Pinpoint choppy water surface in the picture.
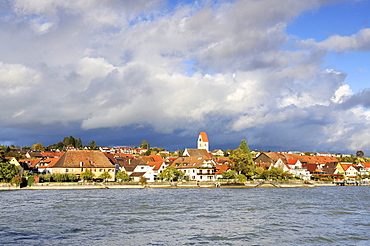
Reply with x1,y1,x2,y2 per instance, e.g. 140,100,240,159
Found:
1,186,370,245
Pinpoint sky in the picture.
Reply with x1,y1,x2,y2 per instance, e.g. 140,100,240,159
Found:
1,0,370,154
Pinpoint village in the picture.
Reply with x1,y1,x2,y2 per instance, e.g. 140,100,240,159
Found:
1,132,370,188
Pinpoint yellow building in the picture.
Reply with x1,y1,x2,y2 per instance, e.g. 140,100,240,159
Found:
52,150,116,181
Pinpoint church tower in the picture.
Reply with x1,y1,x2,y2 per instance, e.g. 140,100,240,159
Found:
197,132,209,152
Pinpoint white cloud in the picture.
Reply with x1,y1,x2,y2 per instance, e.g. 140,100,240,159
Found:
1,0,370,153
318,28,370,52
331,84,353,103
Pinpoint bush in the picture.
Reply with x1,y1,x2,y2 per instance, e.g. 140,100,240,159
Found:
11,175,23,186
140,176,147,184
41,174,52,182
116,170,130,181
68,173,78,182
27,176,35,187
235,174,247,182
52,173,69,182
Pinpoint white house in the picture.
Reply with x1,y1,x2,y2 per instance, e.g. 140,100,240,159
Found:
172,156,216,181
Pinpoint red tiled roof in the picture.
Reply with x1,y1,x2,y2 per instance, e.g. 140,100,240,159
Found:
341,163,355,171
214,164,229,174
361,163,370,168
20,158,42,168
148,161,163,171
287,158,299,165
298,156,338,165
150,155,164,162
38,158,59,168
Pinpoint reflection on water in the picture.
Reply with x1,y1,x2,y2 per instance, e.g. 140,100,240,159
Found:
1,187,370,245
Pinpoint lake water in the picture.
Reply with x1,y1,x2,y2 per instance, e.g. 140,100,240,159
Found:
1,186,370,245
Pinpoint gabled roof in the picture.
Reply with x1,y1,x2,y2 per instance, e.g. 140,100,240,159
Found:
322,162,337,175
148,161,164,171
171,156,214,169
53,150,115,168
199,132,209,142
183,148,212,158
302,163,318,172
123,158,148,172
340,163,355,171
287,158,299,165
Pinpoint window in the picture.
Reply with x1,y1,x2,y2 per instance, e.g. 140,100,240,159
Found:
66,168,69,173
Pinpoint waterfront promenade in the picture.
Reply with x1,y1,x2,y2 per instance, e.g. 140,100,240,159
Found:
0,180,344,190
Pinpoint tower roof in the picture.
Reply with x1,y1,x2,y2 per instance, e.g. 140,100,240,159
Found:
199,132,208,142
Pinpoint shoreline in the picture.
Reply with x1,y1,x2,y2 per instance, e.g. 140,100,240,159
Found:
0,181,354,190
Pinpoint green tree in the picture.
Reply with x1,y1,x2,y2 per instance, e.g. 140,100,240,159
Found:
224,149,233,157
68,136,76,147
0,162,18,182
99,171,112,181
116,170,130,181
158,166,184,181
229,148,254,176
254,166,265,179
80,170,95,180
222,170,236,179
31,142,44,151
88,140,98,150
22,146,31,151
63,137,70,146
76,138,83,149
239,139,252,162
140,140,150,149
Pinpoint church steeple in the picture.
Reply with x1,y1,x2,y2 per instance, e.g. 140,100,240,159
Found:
197,132,209,152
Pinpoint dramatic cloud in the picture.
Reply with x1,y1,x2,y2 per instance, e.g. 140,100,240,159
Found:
1,0,370,153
